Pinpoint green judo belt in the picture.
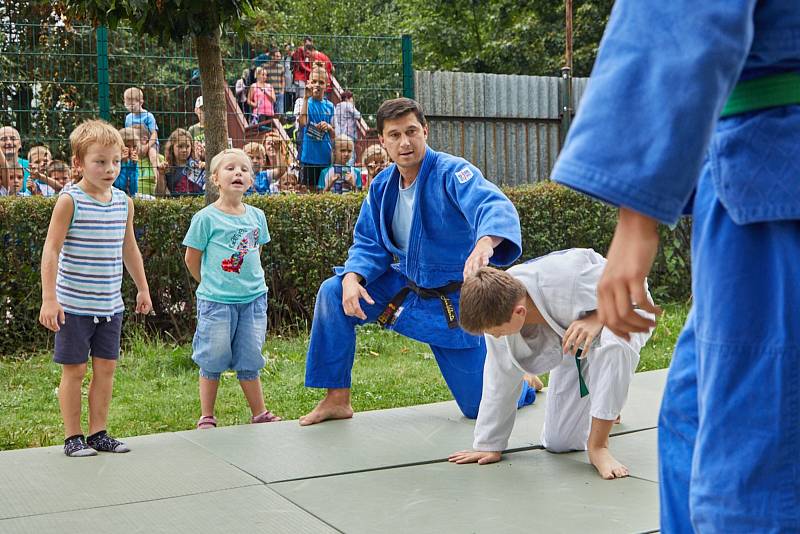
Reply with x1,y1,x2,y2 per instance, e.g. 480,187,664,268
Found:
574,348,589,398
721,71,800,117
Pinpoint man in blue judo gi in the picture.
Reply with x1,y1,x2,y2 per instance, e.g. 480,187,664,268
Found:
551,2,800,531
300,97,539,426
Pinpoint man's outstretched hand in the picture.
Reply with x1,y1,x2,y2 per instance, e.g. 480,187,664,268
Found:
597,207,662,339
463,236,501,279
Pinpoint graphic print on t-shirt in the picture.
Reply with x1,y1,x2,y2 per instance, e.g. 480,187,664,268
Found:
221,227,260,274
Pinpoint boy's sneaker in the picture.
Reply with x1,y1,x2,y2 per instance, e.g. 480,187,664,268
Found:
87,430,130,453
64,435,97,457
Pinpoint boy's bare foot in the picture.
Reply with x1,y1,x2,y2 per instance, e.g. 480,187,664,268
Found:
299,395,353,426
524,374,544,391
588,446,629,479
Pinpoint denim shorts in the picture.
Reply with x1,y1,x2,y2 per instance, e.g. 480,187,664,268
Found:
191,294,267,381
54,312,123,364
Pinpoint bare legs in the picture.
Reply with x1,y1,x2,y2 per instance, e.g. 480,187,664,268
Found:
200,376,269,419
58,357,117,438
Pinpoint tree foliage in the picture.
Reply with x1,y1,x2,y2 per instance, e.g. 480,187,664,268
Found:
259,0,612,77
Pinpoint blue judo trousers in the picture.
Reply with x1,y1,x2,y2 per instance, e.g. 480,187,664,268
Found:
552,2,800,531
305,147,536,418
658,158,800,533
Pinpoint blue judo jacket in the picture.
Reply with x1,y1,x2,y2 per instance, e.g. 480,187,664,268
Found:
552,1,800,226
335,147,522,348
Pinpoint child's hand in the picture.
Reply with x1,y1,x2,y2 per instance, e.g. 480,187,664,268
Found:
130,148,139,162
448,450,502,465
136,291,153,314
563,313,604,356
39,300,65,332
122,146,129,159
157,160,168,172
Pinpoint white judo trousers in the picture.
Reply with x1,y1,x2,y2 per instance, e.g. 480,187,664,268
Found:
541,327,647,452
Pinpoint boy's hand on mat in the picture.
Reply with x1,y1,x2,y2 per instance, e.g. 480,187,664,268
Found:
342,273,374,320
598,207,662,340
448,450,502,465
563,314,603,356
136,291,153,314
39,299,65,332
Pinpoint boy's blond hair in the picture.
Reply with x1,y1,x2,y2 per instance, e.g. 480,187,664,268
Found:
361,143,389,165
123,87,144,101
69,119,124,162
243,142,266,157
208,148,253,178
27,145,51,159
459,266,527,334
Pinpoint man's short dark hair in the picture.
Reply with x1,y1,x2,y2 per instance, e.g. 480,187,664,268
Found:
341,90,353,100
376,98,427,134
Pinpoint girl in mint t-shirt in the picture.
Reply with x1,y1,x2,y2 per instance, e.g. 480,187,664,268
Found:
183,149,281,429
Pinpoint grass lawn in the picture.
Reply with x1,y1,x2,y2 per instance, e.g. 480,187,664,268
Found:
0,302,689,451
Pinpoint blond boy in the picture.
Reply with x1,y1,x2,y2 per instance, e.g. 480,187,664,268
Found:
123,87,160,184
448,249,653,479
28,145,57,196
39,119,152,457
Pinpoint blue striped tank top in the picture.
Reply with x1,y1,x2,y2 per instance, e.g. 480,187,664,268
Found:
56,186,128,317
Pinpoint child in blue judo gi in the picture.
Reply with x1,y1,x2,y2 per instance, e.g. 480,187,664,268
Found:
300,97,539,426
551,1,800,531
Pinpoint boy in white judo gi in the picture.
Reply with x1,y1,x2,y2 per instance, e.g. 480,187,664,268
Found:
448,249,652,479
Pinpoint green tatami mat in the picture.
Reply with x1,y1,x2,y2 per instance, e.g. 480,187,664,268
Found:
179,407,484,482
0,485,338,534
272,447,659,534
0,433,259,520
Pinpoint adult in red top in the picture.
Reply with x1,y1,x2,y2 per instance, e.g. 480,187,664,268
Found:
291,36,314,86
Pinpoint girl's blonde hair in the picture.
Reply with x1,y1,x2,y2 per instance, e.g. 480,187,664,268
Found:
164,128,194,167
208,148,254,179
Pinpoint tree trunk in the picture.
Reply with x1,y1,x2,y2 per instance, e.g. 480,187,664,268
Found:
194,25,227,204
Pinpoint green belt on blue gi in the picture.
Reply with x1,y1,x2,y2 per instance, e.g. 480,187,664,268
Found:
721,71,800,117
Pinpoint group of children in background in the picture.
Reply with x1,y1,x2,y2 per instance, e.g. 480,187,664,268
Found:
1,80,391,198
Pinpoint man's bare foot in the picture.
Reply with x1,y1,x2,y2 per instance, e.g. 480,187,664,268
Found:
524,374,544,391
588,446,629,480
299,398,354,426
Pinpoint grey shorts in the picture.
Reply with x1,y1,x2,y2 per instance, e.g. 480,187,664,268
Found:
53,312,124,365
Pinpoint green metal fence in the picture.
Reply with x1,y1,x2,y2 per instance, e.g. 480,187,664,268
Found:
0,22,409,163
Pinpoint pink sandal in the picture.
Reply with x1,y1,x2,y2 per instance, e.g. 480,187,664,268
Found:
196,415,217,429
251,410,282,423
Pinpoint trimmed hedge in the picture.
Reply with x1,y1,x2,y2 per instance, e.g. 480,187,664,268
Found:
0,183,690,354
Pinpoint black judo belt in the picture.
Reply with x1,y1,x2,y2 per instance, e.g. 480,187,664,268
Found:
377,280,462,329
